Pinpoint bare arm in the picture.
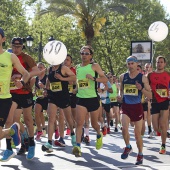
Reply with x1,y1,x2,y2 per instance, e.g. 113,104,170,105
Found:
117,74,124,101
86,63,107,83
55,66,76,82
141,76,152,99
11,54,30,83
29,66,41,78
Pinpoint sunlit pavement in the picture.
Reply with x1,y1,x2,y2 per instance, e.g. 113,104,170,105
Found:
0,126,170,170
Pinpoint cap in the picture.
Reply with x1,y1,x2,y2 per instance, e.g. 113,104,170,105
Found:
11,37,23,45
0,28,5,38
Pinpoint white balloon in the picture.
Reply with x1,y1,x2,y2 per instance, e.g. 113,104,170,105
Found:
43,40,67,65
148,21,169,42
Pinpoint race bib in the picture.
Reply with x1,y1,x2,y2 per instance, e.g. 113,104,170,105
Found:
78,79,90,89
50,82,62,92
0,82,4,94
10,81,18,90
110,97,117,102
156,89,168,98
36,89,44,98
124,84,138,96
68,85,73,93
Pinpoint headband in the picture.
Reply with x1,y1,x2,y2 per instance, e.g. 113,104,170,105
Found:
126,57,138,63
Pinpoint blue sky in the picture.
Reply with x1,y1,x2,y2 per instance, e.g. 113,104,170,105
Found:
159,0,170,13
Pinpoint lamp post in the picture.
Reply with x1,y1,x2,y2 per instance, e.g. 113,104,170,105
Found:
26,33,55,62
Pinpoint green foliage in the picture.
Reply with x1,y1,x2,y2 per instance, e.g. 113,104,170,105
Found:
0,0,29,48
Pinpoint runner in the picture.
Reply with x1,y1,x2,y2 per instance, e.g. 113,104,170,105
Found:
148,56,170,154
0,28,30,162
42,62,76,153
72,46,107,157
2,37,40,161
118,56,152,165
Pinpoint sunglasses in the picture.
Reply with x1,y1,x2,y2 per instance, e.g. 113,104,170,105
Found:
80,52,91,55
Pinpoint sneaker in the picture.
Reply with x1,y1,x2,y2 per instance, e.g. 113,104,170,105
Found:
83,136,90,144
0,149,15,162
66,128,71,135
96,132,103,150
26,145,35,160
35,131,43,140
167,132,170,138
102,126,107,136
156,131,161,136
121,146,133,159
55,129,59,139
159,146,166,154
135,154,143,165
42,130,46,137
107,127,110,134
17,145,26,155
71,134,76,146
72,146,81,157
10,123,21,146
110,120,113,127
11,139,16,149
148,131,155,138
114,127,118,132
54,138,66,147
42,142,53,153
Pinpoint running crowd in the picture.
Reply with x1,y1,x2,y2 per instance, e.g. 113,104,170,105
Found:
0,28,170,165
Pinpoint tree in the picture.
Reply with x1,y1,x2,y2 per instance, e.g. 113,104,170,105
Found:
0,0,29,47
40,0,137,46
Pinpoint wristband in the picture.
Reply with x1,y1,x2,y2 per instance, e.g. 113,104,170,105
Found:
93,77,96,81
20,80,25,86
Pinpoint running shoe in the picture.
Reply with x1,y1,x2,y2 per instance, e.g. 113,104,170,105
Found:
159,146,166,154
72,146,81,157
35,131,43,140
71,134,76,146
148,131,156,138
121,146,133,159
55,129,59,139
107,127,110,134
167,132,170,138
26,145,35,160
42,142,53,153
96,132,103,150
54,138,66,147
66,128,71,135
17,145,26,155
10,123,21,146
102,126,107,136
0,149,15,162
110,120,113,127
83,136,90,144
135,154,143,165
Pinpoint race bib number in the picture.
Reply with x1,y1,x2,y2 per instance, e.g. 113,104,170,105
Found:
124,84,138,96
156,89,168,98
78,79,90,89
0,82,4,94
36,89,44,98
110,97,117,102
50,82,62,92
10,81,18,90
68,85,73,93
